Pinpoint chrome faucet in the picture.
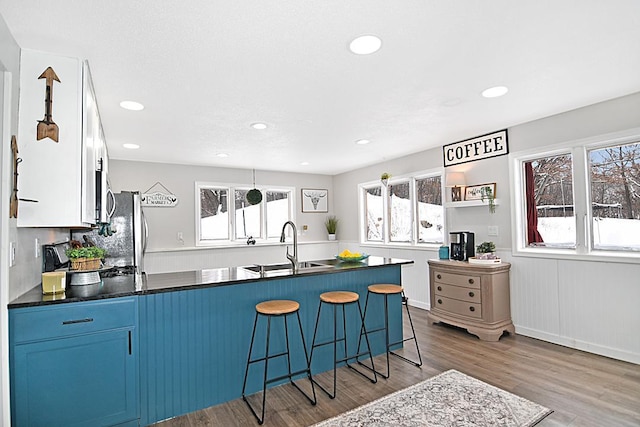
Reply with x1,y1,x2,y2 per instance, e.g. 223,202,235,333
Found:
280,221,298,272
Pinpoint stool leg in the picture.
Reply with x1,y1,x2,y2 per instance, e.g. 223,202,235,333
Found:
242,312,260,399
288,311,316,405
389,293,423,367
241,312,270,425
309,301,337,399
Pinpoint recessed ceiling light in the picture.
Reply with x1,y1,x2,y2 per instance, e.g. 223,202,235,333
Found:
123,143,140,149
349,35,382,55
251,122,268,130
216,153,229,158
481,86,509,98
356,139,371,145
120,100,144,111
300,161,309,166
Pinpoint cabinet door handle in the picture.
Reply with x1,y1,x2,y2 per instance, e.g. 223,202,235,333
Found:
62,318,94,325
128,331,132,355
469,306,475,312
468,278,474,284
437,286,442,291
437,299,442,304
469,291,475,297
437,274,442,279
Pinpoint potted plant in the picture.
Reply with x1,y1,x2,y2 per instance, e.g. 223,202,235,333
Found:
476,241,496,260
325,215,338,241
380,172,391,187
66,240,106,270
480,186,496,213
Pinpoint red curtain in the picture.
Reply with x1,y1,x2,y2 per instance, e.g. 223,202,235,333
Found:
525,162,544,244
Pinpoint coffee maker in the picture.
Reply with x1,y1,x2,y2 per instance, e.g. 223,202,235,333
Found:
449,231,475,261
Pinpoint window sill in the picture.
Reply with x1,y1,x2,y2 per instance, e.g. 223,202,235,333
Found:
359,242,441,251
512,247,640,265
148,240,338,253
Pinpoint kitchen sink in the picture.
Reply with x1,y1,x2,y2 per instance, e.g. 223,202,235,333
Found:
241,260,333,275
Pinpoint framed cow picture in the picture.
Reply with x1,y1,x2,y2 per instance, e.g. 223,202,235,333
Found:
301,188,328,213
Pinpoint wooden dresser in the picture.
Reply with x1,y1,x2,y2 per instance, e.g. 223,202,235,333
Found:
427,259,514,341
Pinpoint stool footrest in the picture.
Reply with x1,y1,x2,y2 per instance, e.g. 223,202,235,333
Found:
247,350,289,365
265,368,312,386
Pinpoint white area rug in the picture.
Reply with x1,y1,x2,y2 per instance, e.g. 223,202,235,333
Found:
312,369,552,427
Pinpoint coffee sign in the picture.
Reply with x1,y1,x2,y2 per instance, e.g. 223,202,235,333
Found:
443,130,508,167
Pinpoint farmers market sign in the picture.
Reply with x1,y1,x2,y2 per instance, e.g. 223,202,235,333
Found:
141,191,178,207
443,129,509,167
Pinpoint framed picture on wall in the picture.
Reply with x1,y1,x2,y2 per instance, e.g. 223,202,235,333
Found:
465,183,496,201
301,188,328,212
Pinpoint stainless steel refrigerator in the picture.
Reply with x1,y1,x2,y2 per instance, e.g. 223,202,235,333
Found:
72,191,147,273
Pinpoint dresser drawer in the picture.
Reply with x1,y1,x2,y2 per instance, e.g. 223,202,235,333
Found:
433,271,480,289
10,297,136,344
434,283,481,303
433,295,482,319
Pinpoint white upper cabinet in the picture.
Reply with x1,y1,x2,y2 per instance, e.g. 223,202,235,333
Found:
17,49,104,227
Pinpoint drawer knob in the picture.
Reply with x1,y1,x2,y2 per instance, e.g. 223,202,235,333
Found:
437,286,442,291
437,299,442,305
437,274,442,280
468,278,474,284
469,306,475,312
469,291,475,297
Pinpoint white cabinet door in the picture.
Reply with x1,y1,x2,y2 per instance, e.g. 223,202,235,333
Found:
17,49,97,227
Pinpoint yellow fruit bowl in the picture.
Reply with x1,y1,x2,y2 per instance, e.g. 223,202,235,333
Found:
335,253,369,262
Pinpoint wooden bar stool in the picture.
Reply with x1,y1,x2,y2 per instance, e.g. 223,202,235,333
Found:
242,299,316,425
358,284,422,379
309,291,377,399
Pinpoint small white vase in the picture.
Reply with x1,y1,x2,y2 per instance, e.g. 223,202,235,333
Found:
328,234,336,241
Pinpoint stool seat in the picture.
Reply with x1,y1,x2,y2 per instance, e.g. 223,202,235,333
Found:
320,291,359,304
368,284,403,295
256,299,299,315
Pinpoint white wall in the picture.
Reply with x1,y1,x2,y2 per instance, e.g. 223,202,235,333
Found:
332,92,640,364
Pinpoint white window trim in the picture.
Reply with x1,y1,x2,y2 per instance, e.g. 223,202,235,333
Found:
195,181,295,247
509,127,640,263
358,169,445,247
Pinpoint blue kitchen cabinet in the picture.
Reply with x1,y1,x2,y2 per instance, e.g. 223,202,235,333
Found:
9,297,139,427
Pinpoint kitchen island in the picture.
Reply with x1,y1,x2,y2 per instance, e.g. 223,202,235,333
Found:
9,256,412,426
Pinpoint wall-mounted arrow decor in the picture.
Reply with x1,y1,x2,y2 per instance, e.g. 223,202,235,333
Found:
36,66,60,142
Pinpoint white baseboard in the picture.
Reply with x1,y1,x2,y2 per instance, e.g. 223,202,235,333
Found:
515,325,640,365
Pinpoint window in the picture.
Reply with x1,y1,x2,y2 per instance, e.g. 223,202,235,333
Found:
524,154,575,248
360,172,443,245
416,176,443,244
513,132,640,257
389,181,412,242
196,182,293,245
364,186,384,242
589,141,640,251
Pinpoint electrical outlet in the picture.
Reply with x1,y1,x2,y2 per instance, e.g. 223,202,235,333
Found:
35,238,41,258
488,226,499,236
9,241,16,267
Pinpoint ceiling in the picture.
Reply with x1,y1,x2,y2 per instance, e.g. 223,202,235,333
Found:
1,1,639,175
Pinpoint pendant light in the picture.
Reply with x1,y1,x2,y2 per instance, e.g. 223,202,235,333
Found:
246,169,263,205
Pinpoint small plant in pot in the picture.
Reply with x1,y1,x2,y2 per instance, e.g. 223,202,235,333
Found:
66,240,106,270
325,215,338,241
476,241,497,260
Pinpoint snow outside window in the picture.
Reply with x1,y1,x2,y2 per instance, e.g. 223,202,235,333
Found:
589,141,640,251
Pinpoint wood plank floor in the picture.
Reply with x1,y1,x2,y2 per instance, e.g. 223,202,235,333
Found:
154,307,640,426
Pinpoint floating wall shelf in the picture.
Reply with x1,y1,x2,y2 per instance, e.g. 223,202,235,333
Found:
444,199,501,209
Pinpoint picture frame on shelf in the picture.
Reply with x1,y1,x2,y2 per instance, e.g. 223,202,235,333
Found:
464,183,496,201
301,188,328,212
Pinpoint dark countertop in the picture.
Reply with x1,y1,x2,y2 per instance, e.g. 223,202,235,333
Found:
9,256,413,308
